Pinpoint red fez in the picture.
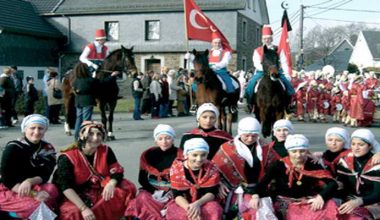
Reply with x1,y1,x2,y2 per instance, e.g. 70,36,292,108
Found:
262,25,273,36
95,29,106,40
211,32,222,41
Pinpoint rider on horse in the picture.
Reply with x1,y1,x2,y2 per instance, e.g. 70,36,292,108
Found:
208,32,239,96
245,25,295,103
80,29,109,75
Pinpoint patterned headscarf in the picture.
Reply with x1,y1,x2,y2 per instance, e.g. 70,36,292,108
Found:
285,134,309,151
351,129,380,152
273,119,294,134
196,103,219,121
21,114,49,133
79,121,106,142
153,124,176,140
325,127,350,149
183,138,209,155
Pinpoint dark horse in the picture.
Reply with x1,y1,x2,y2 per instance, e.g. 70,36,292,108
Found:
192,49,240,134
62,46,138,139
252,45,289,137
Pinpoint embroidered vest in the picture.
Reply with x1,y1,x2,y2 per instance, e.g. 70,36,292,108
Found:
87,43,108,60
208,49,226,65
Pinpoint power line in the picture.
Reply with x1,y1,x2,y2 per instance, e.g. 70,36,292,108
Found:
307,0,352,17
308,6,380,13
306,16,380,25
308,0,333,7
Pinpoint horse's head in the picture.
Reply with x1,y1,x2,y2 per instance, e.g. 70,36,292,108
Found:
121,45,138,76
192,49,210,75
262,45,280,79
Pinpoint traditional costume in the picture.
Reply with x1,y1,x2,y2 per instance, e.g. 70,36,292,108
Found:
180,103,233,159
167,138,222,220
0,114,58,219
126,124,182,220
347,76,365,127
252,134,339,219
336,129,380,219
79,29,109,70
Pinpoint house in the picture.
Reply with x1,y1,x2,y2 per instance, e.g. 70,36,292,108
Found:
349,30,380,70
0,0,63,90
28,0,270,74
305,39,354,74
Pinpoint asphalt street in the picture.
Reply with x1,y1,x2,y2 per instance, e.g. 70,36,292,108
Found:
1,110,379,187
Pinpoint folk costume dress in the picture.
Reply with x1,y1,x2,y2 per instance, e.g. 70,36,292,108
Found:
126,146,183,220
262,137,289,170
0,138,58,218
212,137,268,218
336,152,380,219
53,144,136,220
252,157,339,220
166,159,222,220
180,127,233,160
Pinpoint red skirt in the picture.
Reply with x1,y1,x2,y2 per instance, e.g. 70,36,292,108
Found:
274,197,339,220
58,179,136,220
165,200,222,220
125,190,170,220
0,183,59,218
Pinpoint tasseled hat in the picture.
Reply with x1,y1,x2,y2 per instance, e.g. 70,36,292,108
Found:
95,29,107,40
211,32,222,41
262,25,273,36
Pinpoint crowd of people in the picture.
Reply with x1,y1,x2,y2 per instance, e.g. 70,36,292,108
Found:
0,103,379,219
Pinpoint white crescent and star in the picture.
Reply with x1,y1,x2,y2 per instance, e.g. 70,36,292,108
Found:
189,9,209,30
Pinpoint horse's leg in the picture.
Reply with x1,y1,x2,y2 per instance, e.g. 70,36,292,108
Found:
226,111,233,134
99,101,108,131
107,99,117,140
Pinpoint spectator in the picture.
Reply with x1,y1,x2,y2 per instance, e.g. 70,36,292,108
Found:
159,74,169,118
0,67,16,127
23,76,39,116
47,69,63,124
131,72,144,120
150,73,161,119
10,66,21,125
167,69,181,117
141,70,153,115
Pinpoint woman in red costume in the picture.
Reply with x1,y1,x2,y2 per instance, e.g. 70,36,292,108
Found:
0,114,58,219
179,103,233,160
167,138,222,220
53,121,136,220
347,75,365,127
212,117,271,219
337,129,380,220
250,134,339,220
126,124,182,219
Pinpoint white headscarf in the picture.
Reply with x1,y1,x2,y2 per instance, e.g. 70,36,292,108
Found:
235,117,262,167
21,114,49,133
285,134,309,151
351,129,380,152
196,103,219,121
273,119,294,134
325,127,350,149
153,124,175,140
183,138,209,155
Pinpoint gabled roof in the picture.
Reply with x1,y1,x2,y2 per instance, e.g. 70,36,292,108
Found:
0,0,62,38
362,30,380,59
49,0,246,15
327,39,353,56
24,0,62,14
305,47,353,73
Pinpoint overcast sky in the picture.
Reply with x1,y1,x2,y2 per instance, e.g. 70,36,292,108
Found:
266,0,380,43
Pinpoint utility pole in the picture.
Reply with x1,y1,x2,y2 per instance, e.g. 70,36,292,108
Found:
298,4,305,70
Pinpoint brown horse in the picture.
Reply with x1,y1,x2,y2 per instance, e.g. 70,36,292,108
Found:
252,45,289,137
192,49,240,134
62,46,138,139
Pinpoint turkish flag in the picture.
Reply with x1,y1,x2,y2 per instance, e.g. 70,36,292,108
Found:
184,0,232,51
277,10,293,75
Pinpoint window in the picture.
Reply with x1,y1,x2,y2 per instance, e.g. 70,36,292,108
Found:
105,21,119,41
242,20,247,42
247,0,251,9
145,20,160,40
252,0,256,11
256,27,260,44
37,70,44,79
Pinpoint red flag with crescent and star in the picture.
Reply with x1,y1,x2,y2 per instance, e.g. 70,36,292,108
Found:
184,0,232,51
277,9,293,75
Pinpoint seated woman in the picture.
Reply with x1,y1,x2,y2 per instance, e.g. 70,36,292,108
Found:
126,124,182,219
0,114,58,219
336,129,380,220
318,127,380,173
250,134,339,220
262,119,294,169
212,117,267,218
167,138,222,220
180,103,233,159
53,121,136,220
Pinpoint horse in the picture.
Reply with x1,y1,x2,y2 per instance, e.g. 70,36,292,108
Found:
192,49,240,134
62,45,138,140
251,45,290,137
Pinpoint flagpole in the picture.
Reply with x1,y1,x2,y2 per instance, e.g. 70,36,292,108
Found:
183,0,194,110
183,0,190,63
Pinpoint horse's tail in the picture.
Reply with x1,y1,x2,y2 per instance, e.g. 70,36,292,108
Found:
62,70,76,129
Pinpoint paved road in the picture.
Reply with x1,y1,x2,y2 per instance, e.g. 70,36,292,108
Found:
1,110,379,187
